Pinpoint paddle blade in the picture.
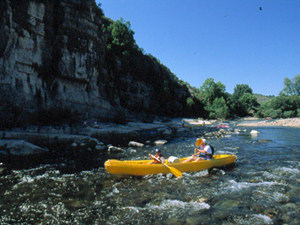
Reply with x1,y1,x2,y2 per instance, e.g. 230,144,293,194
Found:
151,154,182,178
164,164,182,178
196,138,203,147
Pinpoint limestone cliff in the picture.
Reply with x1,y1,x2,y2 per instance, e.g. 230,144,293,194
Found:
0,0,110,117
0,0,203,126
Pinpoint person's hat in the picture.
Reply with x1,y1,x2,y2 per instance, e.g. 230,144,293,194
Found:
202,139,207,143
155,148,161,153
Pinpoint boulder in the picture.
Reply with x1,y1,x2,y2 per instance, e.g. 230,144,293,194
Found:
250,130,260,134
154,139,168,145
0,140,47,155
127,148,137,153
128,141,144,147
108,146,125,153
95,144,106,151
161,128,172,136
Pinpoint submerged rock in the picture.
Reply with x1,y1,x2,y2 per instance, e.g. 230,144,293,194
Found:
258,139,272,143
209,168,225,176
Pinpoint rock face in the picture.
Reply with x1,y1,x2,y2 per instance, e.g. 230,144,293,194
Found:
0,0,114,118
0,0,199,122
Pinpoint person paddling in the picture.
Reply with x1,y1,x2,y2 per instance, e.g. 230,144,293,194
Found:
148,149,165,164
182,139,212,163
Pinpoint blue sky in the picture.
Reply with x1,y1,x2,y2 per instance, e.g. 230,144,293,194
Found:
96,0,300,96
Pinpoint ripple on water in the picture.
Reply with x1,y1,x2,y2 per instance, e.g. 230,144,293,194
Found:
232,214,273,225
253,190,289,203
274,166,300,175
112,199,211,225
221,179,285,193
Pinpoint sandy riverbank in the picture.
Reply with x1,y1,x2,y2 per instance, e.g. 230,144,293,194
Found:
236,118,300,127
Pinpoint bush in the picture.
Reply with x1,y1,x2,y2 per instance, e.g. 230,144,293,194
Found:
269,109,282,118
282,110,296,118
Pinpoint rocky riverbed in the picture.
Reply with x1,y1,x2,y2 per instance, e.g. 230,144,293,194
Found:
1,117,299,171
0,118,226,170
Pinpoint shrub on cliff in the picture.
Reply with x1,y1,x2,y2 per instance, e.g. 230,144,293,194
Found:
102,17,135,56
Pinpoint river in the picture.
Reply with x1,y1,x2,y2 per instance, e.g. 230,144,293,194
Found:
0,124,300,224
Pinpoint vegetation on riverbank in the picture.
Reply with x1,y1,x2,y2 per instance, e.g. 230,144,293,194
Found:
253,94,275,105
256,75,300,119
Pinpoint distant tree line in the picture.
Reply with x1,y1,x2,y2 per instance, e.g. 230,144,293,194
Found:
257,74,300,118
196,79,260,119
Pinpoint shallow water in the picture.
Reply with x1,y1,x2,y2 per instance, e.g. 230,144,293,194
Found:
0,126,300,224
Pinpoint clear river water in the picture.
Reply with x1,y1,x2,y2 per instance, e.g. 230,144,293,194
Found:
0,123,300,224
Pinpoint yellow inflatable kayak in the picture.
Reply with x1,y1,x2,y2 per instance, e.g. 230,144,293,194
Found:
104,155,237,176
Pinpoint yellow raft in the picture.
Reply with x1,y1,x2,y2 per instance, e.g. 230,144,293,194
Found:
104,154,237,176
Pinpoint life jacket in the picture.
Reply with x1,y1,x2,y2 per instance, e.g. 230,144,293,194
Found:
205,145,214,158
153,154,165,163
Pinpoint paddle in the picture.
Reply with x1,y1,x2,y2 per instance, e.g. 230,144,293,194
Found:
193,138,204,156
196,138,203,148
150,154,182,178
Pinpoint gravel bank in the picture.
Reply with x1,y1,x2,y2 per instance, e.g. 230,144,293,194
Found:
237,118,300,127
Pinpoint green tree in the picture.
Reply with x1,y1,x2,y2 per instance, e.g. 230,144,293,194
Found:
239,93,260,115
104,17,135,55
256,95,300,118
186,97,195,108
198,78,230,119
198,78,226,106
280,74,300,96
230,84,259,117
209,97,229,119
232,84,253,99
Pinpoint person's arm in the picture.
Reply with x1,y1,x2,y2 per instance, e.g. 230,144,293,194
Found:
149,154,164,163
196,149,206,154
193,148,201,156
149,154,155,160
195,148,202,153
